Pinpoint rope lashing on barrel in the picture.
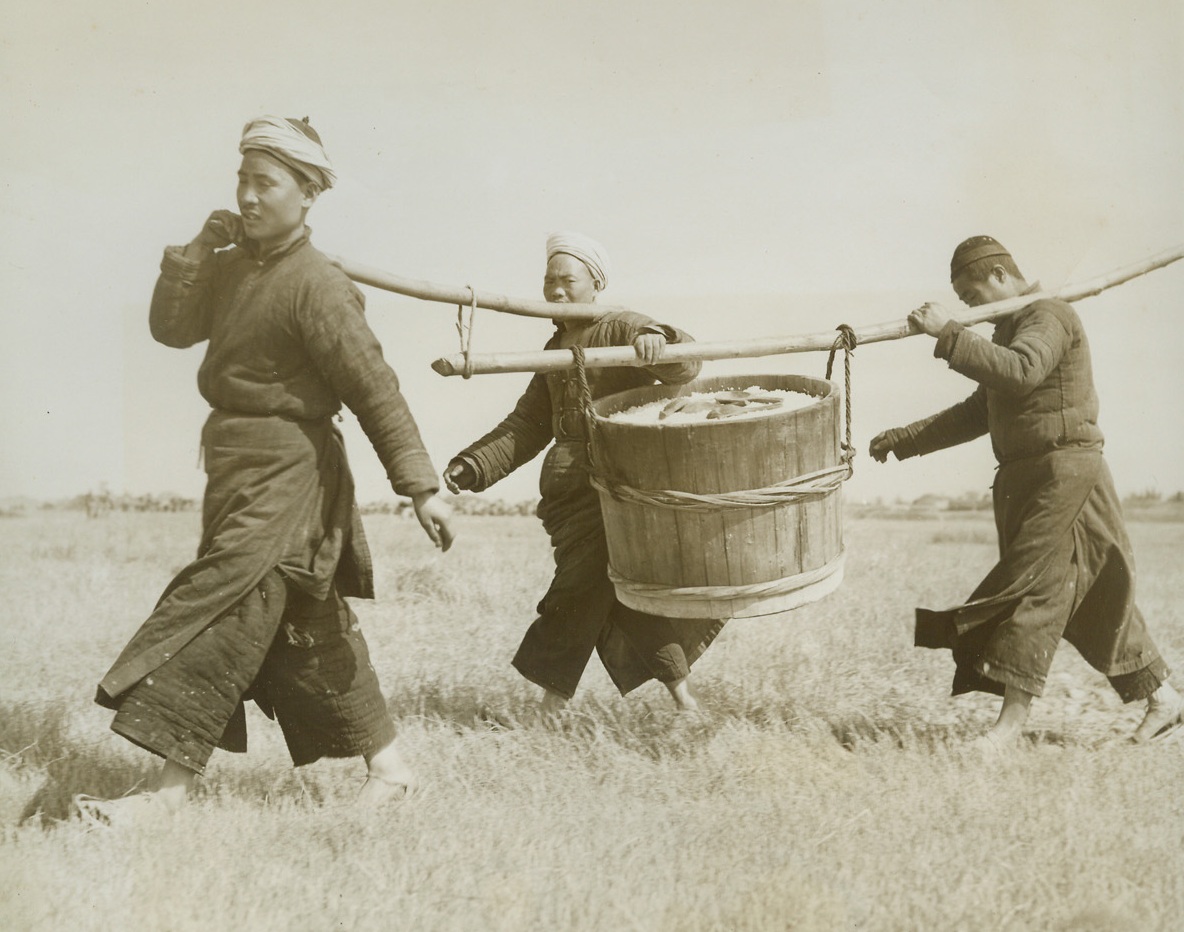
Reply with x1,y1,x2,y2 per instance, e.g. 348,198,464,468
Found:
825,323,857,472
608,549,845,604
455,285,478,379
588,464,850,512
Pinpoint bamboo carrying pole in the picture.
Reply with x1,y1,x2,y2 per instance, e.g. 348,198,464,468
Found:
425,244,1184,377
329,255,614,322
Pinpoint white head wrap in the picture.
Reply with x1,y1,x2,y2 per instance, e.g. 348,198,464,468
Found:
545,231,611,291
239,115,337,193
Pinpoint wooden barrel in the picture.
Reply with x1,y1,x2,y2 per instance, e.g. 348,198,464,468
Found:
589,374,846,619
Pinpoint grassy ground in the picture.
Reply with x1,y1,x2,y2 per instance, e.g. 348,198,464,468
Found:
1,510,1181,931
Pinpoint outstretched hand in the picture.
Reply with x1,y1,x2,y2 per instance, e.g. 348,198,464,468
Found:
443,461,476,495
412,492,455,552
868,430,896,463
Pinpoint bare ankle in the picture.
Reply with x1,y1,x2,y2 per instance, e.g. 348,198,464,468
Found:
366,741,414,784
155,759,197,809
666,677,700,711
540,689,568,714
1151,681,1179,704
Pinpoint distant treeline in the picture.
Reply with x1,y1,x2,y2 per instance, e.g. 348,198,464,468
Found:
359,495,539,517
76,491,196,517
0,490,541,520
3,487,1181,521
850,488,1184,522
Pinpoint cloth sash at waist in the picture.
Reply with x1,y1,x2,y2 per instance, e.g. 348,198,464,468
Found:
98,411,366,703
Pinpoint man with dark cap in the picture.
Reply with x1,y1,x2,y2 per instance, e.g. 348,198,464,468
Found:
444,232,724,716
86,116,454,820
869,235,1181,750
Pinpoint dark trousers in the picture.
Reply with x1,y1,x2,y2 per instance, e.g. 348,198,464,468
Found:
919,453,1168,702
111,572,395,773
514,471,723,700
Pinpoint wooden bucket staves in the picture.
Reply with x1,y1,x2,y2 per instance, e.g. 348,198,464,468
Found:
589,374,847,620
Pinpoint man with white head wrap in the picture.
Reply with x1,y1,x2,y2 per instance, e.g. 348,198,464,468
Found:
89,116,454,821
445,233,724,715
545,231,610,291
239,115,338,195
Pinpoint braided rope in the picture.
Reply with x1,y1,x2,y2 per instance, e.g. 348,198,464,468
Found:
608,549,845,602
570,344,604,475
590,462,849,512
455,285,478,379
825,324,857,470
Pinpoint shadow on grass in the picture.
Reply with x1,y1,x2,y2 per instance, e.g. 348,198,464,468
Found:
825,714,1089,752
380,675,848,761
0,699,158,826
0,700,323,826
381,676,745,760
383,678,536,732
826,714,965,752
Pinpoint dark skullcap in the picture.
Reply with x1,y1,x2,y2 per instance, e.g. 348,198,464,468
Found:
287,116,322,145
950,235,1011,282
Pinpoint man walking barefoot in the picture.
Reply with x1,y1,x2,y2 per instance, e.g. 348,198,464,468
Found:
445,233,723,716
89,116,453,821
870,235,1182,750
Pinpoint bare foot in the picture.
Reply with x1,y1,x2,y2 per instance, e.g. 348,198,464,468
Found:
666,677,702,712
1132,683,1184,744
968,729,1021,755
73,792,179,828
540,688,568,715
356,772,418,808
359,741,419,807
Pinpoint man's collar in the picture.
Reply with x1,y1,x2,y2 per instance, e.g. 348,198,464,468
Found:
244,225,311,262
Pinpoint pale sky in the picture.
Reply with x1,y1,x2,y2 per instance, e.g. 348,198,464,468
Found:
2,0,1182,506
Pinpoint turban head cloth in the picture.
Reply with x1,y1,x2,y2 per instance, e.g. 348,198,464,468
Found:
239,115,337,193
950,235,1011,282
546,231,611,290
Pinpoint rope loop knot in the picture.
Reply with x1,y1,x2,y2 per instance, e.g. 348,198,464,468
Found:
569,345,605,476
455,285,478,379
825,324,857,471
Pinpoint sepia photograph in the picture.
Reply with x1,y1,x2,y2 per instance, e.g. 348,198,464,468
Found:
2,1,1182,929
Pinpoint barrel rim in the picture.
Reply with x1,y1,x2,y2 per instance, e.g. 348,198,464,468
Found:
591,373,837,428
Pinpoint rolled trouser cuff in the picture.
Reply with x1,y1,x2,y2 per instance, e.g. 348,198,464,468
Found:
1109,659,1170,703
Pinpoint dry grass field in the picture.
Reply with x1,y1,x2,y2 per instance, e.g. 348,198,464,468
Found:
1,507,1181,931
